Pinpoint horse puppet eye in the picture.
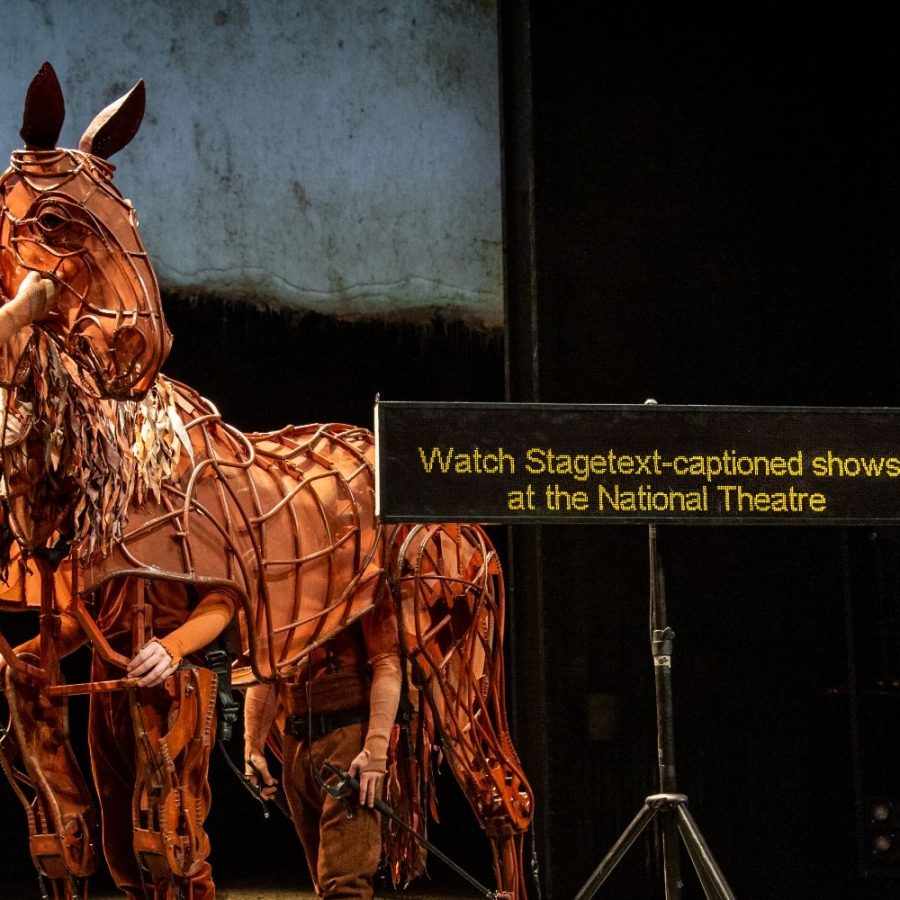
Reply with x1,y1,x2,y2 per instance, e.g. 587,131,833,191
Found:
38,212,65,231
33,206,68,236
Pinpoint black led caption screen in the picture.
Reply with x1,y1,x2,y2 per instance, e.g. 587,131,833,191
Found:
375,401,900,524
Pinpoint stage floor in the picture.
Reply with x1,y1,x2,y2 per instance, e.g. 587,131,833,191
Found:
1,882,478,900
88,889,475,900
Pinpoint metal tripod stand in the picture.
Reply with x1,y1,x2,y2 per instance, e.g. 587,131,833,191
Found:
574,525,737,899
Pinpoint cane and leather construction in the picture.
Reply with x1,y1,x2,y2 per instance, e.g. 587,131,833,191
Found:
0,63,536,900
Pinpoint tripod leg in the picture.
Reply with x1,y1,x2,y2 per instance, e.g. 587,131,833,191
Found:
573,803,656,900
661,810,683,900
675,804,736,900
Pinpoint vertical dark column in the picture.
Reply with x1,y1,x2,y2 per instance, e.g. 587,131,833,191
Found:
498,1,553,895
889,110,900,401
497,15,900,898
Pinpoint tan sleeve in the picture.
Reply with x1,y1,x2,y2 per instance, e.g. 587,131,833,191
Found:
243,683,279,759
158,590,234,667
14,608,86,660
362,653,402,772
360,595,401,663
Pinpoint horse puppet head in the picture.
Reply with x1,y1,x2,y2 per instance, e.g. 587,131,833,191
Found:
0,62,171,400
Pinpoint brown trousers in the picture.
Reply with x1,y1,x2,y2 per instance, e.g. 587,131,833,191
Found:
283,722,381,900
89,655,215,900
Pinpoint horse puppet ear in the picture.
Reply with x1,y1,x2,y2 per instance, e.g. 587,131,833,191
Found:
78,79,145,159
20,61,65,150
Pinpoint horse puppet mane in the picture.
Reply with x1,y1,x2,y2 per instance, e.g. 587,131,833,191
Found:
0,331,190,565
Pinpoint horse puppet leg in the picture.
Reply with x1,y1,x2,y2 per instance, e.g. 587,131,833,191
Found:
389,524,535,900
0,661,97,900
128,665,217,900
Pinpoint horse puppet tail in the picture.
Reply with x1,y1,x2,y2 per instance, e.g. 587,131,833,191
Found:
386,523,534,899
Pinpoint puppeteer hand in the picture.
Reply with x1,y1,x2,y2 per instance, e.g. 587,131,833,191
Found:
348,749,385,809
126,639,177,687
245,749,279,801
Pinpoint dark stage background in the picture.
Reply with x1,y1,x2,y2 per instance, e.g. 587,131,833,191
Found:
502,8,900,900
3,10,900,900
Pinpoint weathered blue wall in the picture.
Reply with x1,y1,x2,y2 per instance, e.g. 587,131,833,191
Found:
0,0,502,325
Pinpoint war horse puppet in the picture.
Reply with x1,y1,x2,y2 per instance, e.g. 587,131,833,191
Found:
0,63,533,899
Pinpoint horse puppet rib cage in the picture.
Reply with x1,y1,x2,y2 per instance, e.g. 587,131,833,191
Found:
0,63,533,899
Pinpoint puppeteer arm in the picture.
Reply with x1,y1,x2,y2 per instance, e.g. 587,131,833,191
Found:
1,562,88,670
126,589,235,687
0,608,87,678
244,682,279,758
361,653,402,771
13,609,87,660
349,651,402,807
345,593,404,807
157,591,234,664
243,682,280,799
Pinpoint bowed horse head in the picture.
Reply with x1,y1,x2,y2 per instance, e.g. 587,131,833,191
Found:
0,61,170,399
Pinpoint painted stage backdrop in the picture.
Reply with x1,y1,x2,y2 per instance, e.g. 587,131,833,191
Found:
0,0,502,327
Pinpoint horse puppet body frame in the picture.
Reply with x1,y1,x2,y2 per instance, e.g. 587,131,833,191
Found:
0,64,533,899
